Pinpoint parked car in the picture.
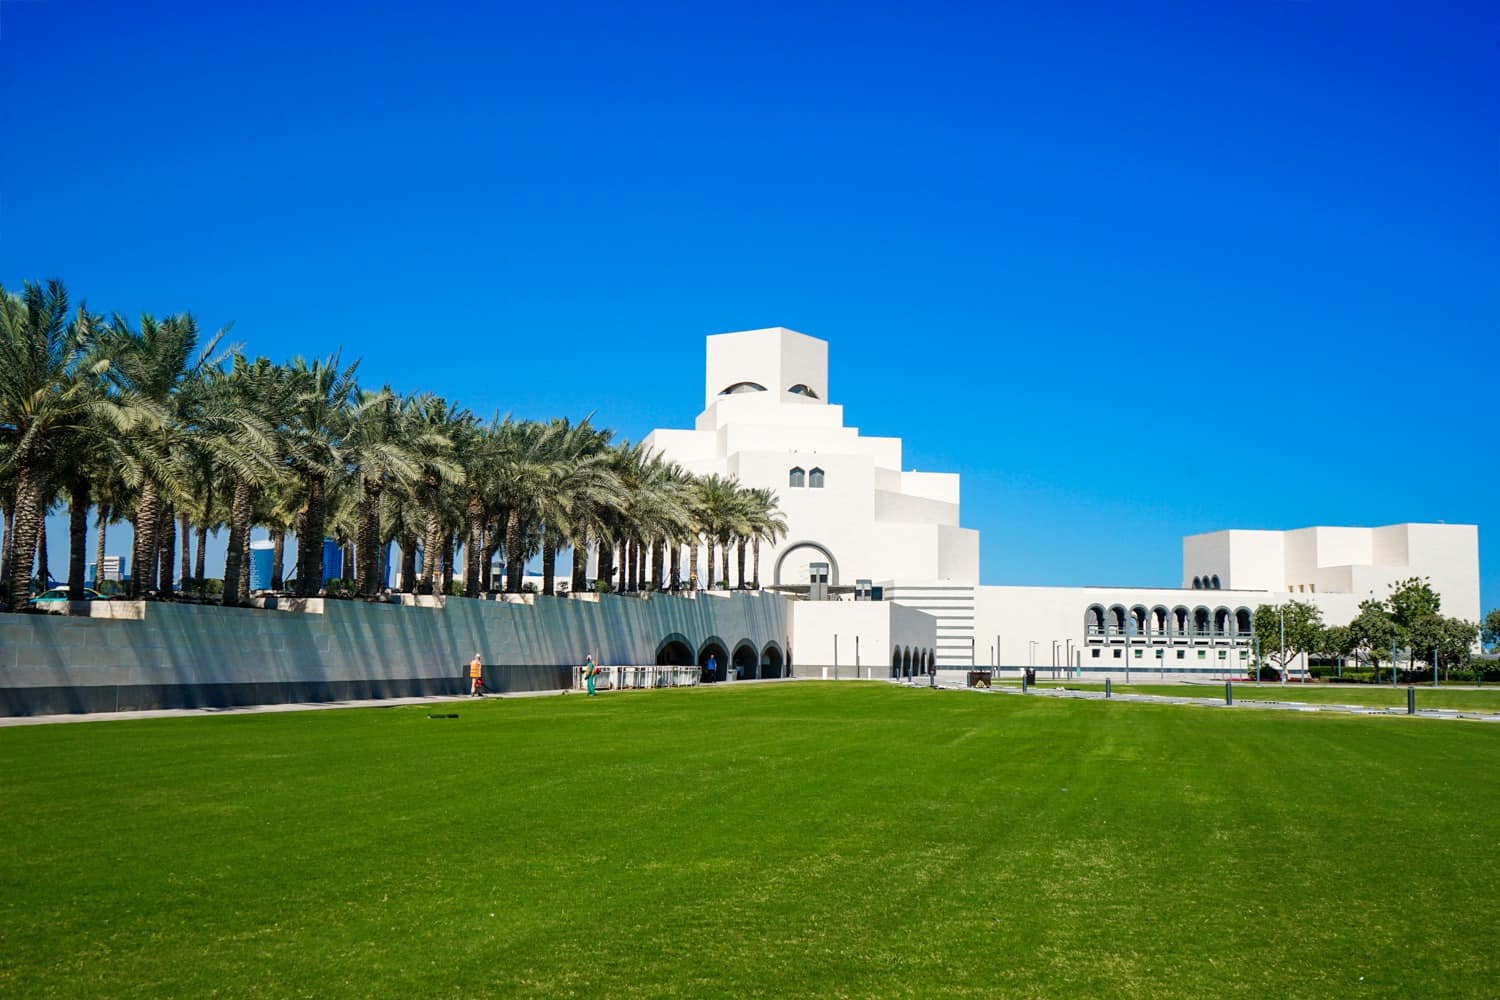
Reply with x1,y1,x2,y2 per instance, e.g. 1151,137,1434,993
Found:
29,587,109,609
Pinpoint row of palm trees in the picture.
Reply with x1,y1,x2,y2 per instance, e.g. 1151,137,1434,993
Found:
0,279,788,611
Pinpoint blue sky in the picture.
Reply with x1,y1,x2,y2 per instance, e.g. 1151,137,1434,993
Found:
3,1,1496,614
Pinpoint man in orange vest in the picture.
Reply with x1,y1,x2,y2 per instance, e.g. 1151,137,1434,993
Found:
469,653,484,696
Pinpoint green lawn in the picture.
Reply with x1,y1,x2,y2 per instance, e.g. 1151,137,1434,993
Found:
1012,680,1500,712
3,683,1498,997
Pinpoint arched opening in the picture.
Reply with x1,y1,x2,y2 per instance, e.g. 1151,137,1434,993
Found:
787,383,820,399
1211,574,1222,589
698,638,729,683
772,541,840,588
655,634,694,666
1130,605,1148,636
1109,605,1127,634
891,648,902,679
1085,605,1106,634
903,647,913,678
1173,606,1190,635
731,640,759,680
719,381,767,395
760,642,784,679
1192,576,1202,590
808,467,825,489
788,466,805,488
918,650,927,675
1213,607,1231,635
1151,606,1169,634
1193,607,1211,635
1235,607,1252,635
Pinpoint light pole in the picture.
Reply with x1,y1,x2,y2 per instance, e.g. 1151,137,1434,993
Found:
1052,640,1060,679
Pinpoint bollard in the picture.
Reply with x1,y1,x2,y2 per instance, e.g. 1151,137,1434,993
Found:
1225,681,1232,706
1407,687,1415,716
1105,678,1111,699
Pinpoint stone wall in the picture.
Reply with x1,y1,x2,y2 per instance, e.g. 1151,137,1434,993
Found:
0,592,790,716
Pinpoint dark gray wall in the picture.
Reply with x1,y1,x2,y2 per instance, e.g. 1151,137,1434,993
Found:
0,592,790,716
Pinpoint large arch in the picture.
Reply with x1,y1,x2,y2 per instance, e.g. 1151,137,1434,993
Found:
1213,607,1232,636
655,633,694,666
1151,606,1170,635
772,540,841,588
891,647,903,679
1193,607,1211,635
1130,605,1148,635
1085,605,1106,633
698,637,730,683
1108,605,1127,634
903,647,913,678
1235,607,1253,635
760,642,785,679
731,640,759,680
1172,606,1190,635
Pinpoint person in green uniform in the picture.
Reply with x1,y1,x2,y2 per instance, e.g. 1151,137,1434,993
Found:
584,654,598,696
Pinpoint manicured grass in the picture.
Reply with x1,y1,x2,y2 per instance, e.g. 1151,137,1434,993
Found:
1015,680,1500,712
3,683,1498,997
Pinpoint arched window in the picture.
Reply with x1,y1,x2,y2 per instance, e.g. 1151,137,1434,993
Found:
788,467,805,488
1192,577,1202,589
808,467,825,488
787,383,820,399
719,381,767,395
1211,574,1222,589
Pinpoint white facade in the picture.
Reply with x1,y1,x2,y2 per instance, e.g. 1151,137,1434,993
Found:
643,327,979,665
646,327,1482,675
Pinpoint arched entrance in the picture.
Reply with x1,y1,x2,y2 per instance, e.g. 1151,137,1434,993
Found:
731,640,758,680
698,637,729,683
760,642,785,679
655,633,693,666
891,648,902,679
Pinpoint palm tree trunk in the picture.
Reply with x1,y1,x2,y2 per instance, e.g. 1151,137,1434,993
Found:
689,538,700,591
239,527,252,605
650,540,662,591
296,473,325,597
625,537,636,592
597,536,613,593
358,479,381,596
705,538,716,591
752,538,761,590
482,523,502,593
400,531,418,591
131,480,161,598
505,508,525,593
94,503,109,589
570,529,589,593
737,539,747,589
420,474,442,589
721,541,730,588
67,479,90,600
36,511,50,591
618,534,630,592
222,477,252,607
158,503,176,596
669,543,681,590
6,469,42,601
441,530,455,593
465,495,483,598
0,497,13,593
194,525,208,583
541,530,557,595
634,540,645,592
270,529,286,590
179,514,191,587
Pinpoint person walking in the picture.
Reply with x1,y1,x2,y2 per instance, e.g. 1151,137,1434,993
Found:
469,653,484,696
584,654,599,697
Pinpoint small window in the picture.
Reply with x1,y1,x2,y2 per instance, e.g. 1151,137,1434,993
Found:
1091,649,1100,659
1218,650,1226,660
1155,649,1163,658
1133,649,1142,658
809,467,825,488
1239,651,1248,660
1211,574,1221,589
1176,650,1185,660
1113,649,1121,659
720,381,767,395
1197,650,1206,660
787,383,819,399
789,467,805,488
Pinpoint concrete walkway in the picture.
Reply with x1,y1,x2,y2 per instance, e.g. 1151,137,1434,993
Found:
931,678,1500,723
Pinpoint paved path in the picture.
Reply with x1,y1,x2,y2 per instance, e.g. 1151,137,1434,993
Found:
928,679,1500,723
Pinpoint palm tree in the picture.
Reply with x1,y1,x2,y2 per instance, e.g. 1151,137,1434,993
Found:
746,486,787,589
404,394,462,593
104,311,229,598
284,354,358,597
0,281,120,608
344,387,425,596
203,356,285,606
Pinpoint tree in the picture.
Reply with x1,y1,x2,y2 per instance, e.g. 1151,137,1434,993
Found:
1349,598,1400,677
1251,600,1323,678
283,355,358,597
1482,609,1500,652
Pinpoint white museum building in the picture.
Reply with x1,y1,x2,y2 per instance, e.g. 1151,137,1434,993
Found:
641,328,1482,679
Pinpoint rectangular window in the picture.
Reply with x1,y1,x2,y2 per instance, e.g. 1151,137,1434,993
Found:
1155,649,1164,658
1113,650,1121,659
1134,649,1142,658
1176,650,1185,660
1091,649,1099,659
1197,650,1206,660
809,468,825,488
1218,650,1226,660
1240,651,1248,660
